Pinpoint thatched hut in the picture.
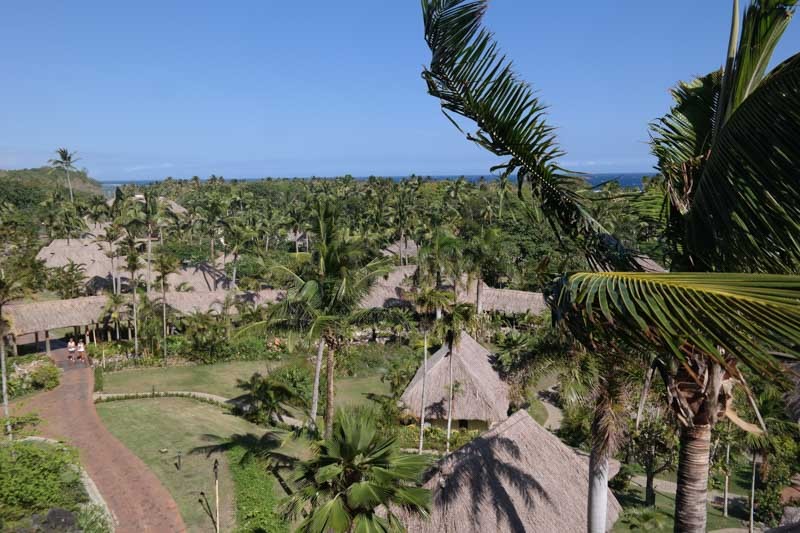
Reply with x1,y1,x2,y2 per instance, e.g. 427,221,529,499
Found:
401,331,508,430
359,265,417,309
395,410,622,532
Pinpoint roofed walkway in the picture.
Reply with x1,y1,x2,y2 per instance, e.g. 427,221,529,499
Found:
12,345,186,533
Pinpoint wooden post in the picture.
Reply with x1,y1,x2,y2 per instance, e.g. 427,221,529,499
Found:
10,335,17,357
45,330,51,356
92,324,97,346
34,332,40,352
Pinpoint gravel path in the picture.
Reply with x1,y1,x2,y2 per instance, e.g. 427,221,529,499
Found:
12,346,186,533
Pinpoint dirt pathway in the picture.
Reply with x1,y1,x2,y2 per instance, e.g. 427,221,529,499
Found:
12,346,186,533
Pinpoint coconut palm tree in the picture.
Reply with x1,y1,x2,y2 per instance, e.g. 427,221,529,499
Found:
265,197,392,438
413,287,453,453
420,1,800,530
48,148,79,203
100,292,126,341
123,236,141,356
154,250,180,361
283,409,431,532
235,373,296,425
96,224,122,294
0,266,25,440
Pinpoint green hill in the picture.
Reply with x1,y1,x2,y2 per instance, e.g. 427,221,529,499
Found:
0,166,103,205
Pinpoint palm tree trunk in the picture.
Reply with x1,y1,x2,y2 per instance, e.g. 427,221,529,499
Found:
674,424,712,533
310,339,325,429
587,448,609,533
418,330,428,454
749,451,757,533
324,344,335,440
65,168,74,203
232,253,238,288
724,441,731,517
400,228,405,265
162,280,168,363
445,343,454,454
210,234,215,260
146,227,152,295
304,232,309,251
1,339,12,440
132,280,139,356
476,276,483,314
115,320,120,341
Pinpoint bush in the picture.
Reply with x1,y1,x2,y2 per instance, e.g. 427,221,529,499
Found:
76,504,113,533
30,363,60,390
0,441,87,523
227,446,288,533
93,367,104,392
395,424,481,452
270,364,314,408
609,463,635,492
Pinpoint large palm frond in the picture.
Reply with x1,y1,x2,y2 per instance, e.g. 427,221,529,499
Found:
553,272,800,381
421,0,639,270
688,53,800,272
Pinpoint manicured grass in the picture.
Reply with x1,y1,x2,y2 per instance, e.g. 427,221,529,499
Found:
96,397,279,533
103,359,389,407
613,484,746,532
527,398,548,426
103,361,279,398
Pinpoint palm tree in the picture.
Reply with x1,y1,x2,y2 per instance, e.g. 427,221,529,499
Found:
266,197,391,438
236,373,296,425
420,1,800,531
123,236,141,356
417,228,461,319
48,148,79,203
0,267,25,440
154,250,180,361
96,224,122,294
463,227,501,314
284,409,431,532
413,287,453,453
100,292,126,340
438,302,477,453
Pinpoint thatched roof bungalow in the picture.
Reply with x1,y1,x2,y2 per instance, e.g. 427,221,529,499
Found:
396,410,622,532
359,265,417,309
401,331,508,430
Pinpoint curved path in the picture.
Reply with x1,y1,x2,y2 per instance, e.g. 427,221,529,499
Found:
12,346,186,533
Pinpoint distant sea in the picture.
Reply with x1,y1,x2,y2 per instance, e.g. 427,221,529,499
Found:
99,172,654,195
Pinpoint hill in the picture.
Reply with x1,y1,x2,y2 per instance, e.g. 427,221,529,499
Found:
0,166,103,205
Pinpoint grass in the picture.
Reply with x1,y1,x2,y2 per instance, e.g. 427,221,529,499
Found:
103,359,390,407
96,397,278,533
628,463,751,497
103,361,279,398
613,484,747,532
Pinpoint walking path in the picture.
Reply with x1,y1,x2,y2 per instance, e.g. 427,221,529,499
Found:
12,346,186,533
537,389,564,430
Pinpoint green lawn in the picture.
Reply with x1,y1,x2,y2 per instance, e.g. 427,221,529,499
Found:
613,484,746,532
102,359,389,408
103,361,280,398
96,397,280,533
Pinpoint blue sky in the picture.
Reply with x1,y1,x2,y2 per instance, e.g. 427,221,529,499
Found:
1,1,798,181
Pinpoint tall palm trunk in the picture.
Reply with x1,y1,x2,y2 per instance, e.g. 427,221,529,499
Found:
674,425,712,532
309,339,325,429
65,168,74,203
232,252,238,288
724,441,731,517
749,451,757,533
476,276,483,314
399,228,405,266
418,331,428,453
324,344,335,440
1,338,12,440
132,279,139,356
445,341,454,454
146,226,153,295
162,277,168,363
587,448,609,533
115,320,120,341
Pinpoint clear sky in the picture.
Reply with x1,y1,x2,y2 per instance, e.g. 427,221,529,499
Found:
1,1,798,181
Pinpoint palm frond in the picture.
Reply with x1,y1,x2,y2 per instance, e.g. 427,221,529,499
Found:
688,53,800,272
421,0,638,270
553,272,800,382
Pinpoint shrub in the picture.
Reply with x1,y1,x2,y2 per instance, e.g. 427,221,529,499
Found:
0,441,87,523
270,364,313,408
30,363,59,390
93,367,104,392
76,504,113,533
227,446,288,533
609,463,635,492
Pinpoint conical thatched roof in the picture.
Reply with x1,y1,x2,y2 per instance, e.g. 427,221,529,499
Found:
401,331,508,424
396,410,622,533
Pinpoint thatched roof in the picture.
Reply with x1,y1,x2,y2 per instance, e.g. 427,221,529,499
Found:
359,265,417,309
401,331,508,424
395,410,621,533
37,238,230,293
361,266,547,316
381,239,419,259
4,289,284,336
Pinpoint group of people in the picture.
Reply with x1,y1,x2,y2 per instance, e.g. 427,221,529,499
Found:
66,338,88,364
